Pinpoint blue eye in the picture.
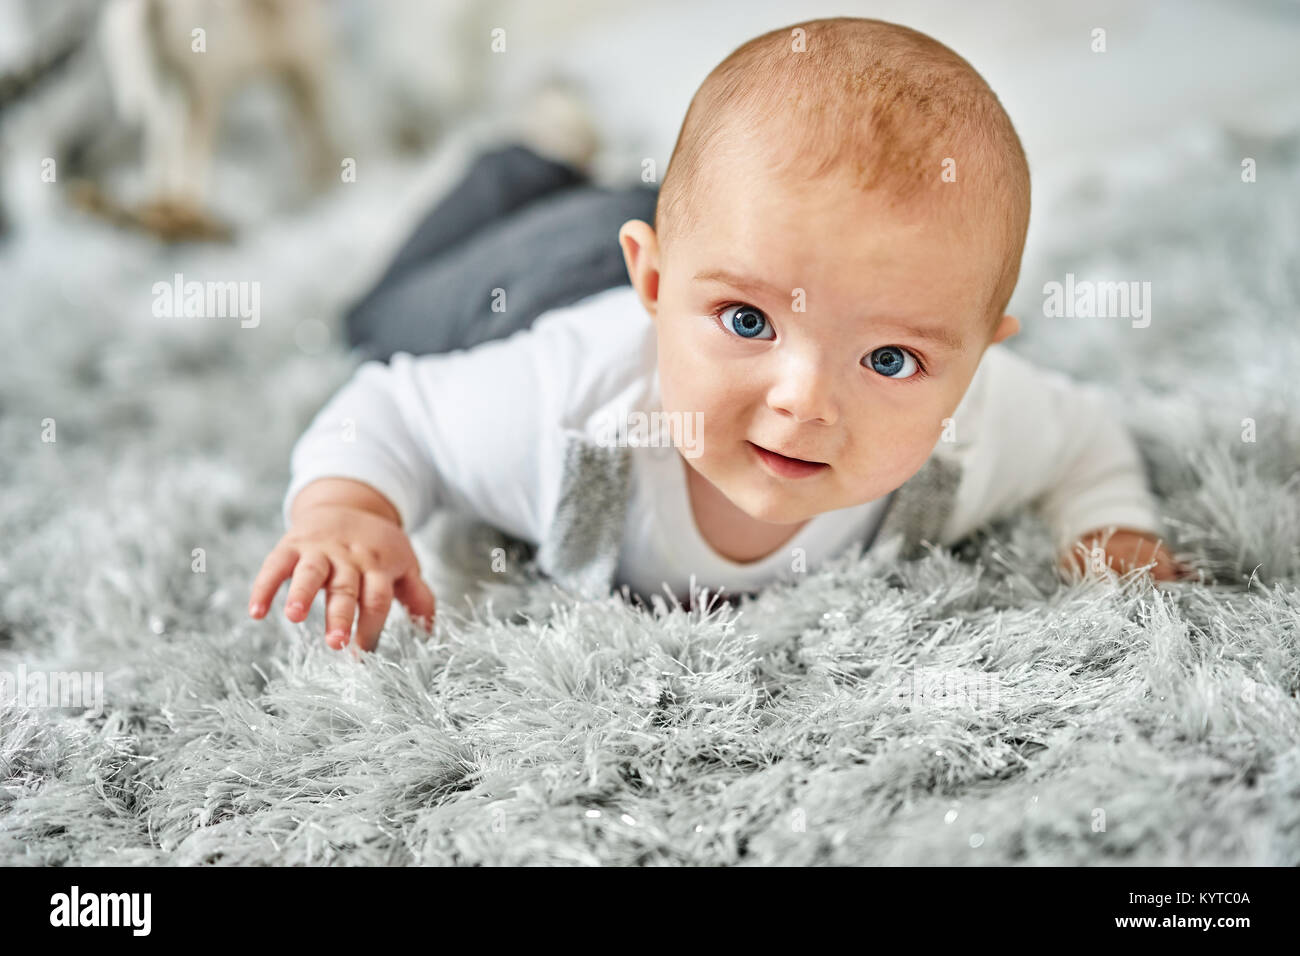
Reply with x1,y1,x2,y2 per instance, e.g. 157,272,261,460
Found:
721,304,774,340
866,346,920,379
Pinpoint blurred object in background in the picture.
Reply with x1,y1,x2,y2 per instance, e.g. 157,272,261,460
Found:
0,0,498,243
85,0,340,241
0,0,99,238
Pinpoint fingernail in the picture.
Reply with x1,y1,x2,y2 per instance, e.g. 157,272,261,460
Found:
248,602,263,617
286,601,305,616
327,629,346,646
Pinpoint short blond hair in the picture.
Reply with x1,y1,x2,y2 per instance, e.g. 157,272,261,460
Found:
655,17,1031,326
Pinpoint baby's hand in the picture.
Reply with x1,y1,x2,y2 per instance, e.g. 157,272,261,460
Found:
247,480,435,651
1058,526,1195,583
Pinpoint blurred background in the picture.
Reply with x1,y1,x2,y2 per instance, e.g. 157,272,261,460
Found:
0,0,1298,635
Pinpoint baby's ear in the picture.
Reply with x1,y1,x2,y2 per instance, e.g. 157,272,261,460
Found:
618,219,660,317
990,314,1020,344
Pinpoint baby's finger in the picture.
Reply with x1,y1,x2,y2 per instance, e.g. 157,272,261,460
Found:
394,571,436,633
325,560,361,649
354,572,394,652
249,544,299,618
1157,554,1196,583
1148,561,1179,582
284,550,331,622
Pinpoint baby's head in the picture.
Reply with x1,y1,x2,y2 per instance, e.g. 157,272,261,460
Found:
619,16,1031,525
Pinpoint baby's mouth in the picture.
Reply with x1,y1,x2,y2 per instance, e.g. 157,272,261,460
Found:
747,441,830,479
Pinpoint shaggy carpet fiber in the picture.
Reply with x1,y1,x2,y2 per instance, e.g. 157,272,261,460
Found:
1,116,1298,866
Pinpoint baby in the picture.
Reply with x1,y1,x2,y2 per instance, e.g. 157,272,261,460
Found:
248,17,1187,651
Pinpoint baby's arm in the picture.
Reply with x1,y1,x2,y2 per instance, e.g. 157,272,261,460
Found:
1031,379,1190,581
954,345,1191,582
248,354,451,650
248,306,591,649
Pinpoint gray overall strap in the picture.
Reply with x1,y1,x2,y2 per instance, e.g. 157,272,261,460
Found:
868,453,964,559
537,435,964,598
536,434,633,599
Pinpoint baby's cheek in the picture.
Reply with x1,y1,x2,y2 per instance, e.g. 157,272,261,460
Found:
659,350,731,415
839,418,939,490
656,365,699,419
656,338,705,397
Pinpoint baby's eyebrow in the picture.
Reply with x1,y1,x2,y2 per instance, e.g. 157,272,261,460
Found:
694,268,965,352
877,321,965,353
694,268,788,301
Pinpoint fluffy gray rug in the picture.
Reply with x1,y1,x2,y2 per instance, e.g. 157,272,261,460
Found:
1,118,1298,866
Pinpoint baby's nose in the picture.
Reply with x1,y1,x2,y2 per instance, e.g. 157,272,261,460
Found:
765,355,838,425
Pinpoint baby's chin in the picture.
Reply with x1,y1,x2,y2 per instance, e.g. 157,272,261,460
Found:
724,458,921,521
718,475,854,525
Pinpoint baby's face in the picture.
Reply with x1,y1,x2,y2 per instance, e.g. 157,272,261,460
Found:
628,145,1018,526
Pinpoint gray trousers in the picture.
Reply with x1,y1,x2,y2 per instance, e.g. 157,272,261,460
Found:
345,143,659,360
